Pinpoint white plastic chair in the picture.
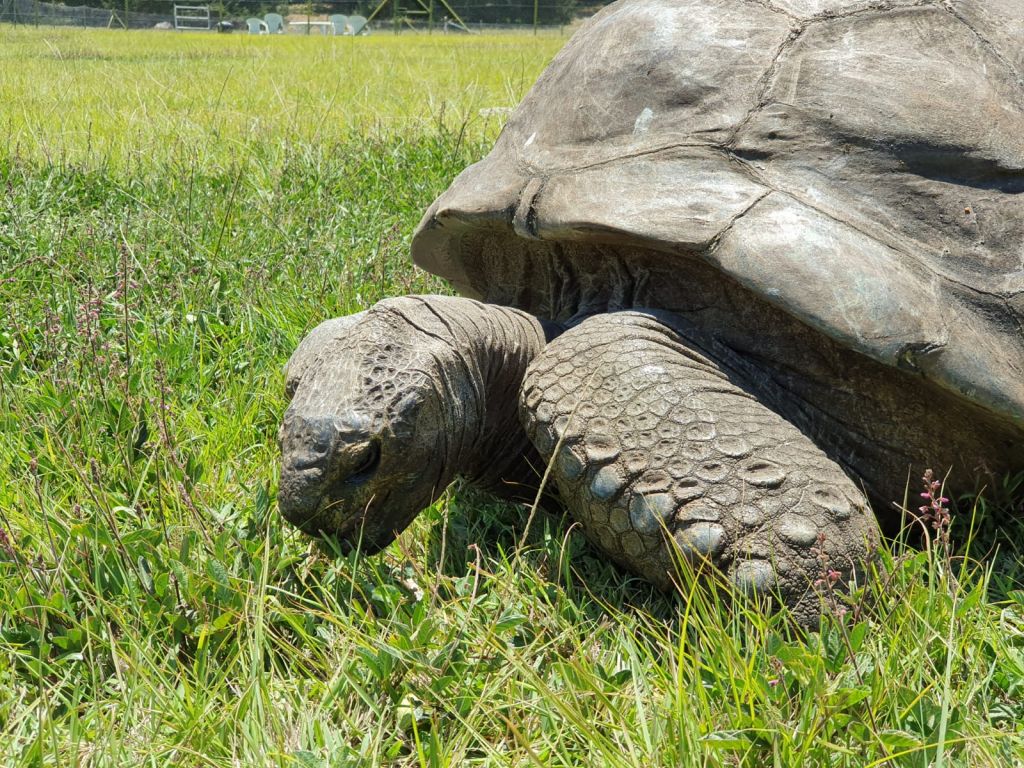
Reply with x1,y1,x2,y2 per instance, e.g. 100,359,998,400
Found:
329,13,348,34
264,13,284,33
347,14,368,35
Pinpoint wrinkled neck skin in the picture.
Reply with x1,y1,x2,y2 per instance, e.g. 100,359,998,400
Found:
388,296,553,495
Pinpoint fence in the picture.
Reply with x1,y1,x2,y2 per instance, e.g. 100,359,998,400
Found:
0,0,590,32
0,0,173,27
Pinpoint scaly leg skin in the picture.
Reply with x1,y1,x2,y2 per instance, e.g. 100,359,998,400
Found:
519,311,880,626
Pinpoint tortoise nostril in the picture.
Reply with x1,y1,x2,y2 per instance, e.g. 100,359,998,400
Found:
281,415,338,455
280,415,338,475
308,419,336,454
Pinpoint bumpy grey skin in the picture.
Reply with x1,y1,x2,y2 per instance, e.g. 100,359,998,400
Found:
278,296,550,552
521,312,879,625
280,0,1024,620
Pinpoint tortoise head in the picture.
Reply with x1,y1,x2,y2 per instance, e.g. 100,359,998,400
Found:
277,300,465,553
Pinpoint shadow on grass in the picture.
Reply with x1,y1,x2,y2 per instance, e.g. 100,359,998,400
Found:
954,471,1024,599
422,484,703,625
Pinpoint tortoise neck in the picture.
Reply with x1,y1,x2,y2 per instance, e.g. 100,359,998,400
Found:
466,304,556,496
388,296,552,496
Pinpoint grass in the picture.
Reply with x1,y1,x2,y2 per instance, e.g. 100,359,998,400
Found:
0,26,563,167
2,25,1024,768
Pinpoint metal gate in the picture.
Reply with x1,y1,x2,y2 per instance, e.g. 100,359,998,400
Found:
173,3,209,30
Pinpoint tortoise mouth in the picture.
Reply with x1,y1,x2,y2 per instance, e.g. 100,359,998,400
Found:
278,477,410,556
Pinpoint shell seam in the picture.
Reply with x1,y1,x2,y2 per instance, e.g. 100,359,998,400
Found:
939,2,1024,87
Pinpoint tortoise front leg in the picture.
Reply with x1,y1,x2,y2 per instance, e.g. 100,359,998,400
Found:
519,311,880,626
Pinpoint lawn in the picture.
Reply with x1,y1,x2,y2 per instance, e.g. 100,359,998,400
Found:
1,24,1024,768
0,26,559,165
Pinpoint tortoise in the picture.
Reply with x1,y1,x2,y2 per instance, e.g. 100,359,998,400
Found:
278,0,1024,623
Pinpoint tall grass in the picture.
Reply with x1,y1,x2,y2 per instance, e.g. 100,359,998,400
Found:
0,27,562,167
1,26,1023,767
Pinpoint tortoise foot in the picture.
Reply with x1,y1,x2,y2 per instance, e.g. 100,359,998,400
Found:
519,310,880,626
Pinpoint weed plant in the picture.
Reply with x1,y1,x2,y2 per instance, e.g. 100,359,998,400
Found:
1,26,1023,768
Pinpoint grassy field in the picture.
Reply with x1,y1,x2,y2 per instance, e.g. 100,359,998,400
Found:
2,25,1024,768
0,26,559,166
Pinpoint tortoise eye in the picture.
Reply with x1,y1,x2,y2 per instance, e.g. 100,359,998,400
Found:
346,443,381,484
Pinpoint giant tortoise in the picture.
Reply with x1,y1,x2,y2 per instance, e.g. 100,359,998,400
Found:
278,0,1024,623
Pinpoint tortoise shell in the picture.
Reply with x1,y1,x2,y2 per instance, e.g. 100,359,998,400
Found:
412,0,1024,429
